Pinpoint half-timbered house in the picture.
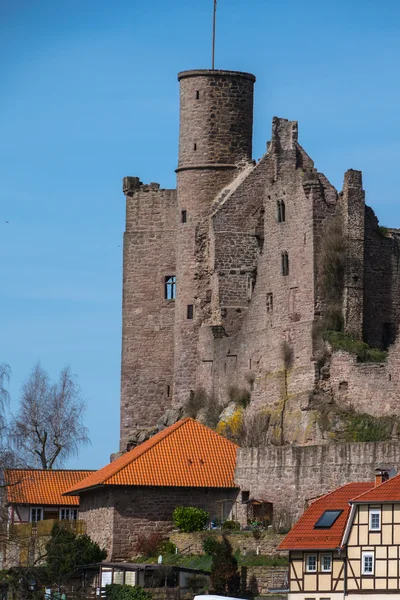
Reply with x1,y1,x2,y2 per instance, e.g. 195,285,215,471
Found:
278,468,400,600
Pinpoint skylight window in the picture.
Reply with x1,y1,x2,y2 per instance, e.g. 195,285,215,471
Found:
314,509,343,529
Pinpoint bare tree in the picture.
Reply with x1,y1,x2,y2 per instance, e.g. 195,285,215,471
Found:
10,363,90,469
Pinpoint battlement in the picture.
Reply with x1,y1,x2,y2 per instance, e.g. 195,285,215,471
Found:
123,177,167,196
178,69,256,82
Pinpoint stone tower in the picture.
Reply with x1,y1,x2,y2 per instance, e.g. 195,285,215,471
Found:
173,69,256,406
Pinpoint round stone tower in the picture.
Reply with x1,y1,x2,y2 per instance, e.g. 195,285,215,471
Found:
173,69,256,407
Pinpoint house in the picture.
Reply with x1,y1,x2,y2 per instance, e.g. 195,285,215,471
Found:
64,418,239,561
78,562,210,596
278,468,400,600
2,468,94,568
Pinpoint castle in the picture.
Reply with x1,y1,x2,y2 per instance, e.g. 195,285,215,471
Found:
120,68,400,453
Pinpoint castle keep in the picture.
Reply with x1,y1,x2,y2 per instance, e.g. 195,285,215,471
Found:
120,68,400,452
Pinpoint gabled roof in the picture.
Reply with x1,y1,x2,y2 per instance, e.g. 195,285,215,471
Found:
278,482,374,551
64,418,239,495
4,469,95,506
351,472,400,503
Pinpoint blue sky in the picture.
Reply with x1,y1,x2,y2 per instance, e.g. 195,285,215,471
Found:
1,0,400,469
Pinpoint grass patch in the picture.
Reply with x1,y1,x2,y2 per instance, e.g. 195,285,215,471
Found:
378,225,389,238
137,552,288,572
343,412,394,443
324,330,387,363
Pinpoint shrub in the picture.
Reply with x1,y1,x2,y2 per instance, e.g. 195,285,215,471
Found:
202,536,220,555
186,573,209,594
343,413,394,443
134,531,164,557
105,584,153,600
159,540,177,555
173,506,209,533
378,225,389,238
324,330,387,363
184,389,208,418
228,385,251,408
272,505,295,534
222,520,240,531
46,523,107,585
210,537,240,596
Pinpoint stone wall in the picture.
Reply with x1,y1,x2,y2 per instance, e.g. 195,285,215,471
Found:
244,566,288,595
120,178,177,450
170,531,285,556
80,486,238,562
236,441,400,521
78,488,116,560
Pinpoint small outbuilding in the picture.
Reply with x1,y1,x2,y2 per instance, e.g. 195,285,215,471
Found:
64,418,240,560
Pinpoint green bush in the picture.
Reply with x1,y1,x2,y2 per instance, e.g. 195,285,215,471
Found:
202,536,220,555
222,520,240,531
173,506,209,533
344,413,394,442
324,330,387,363
105,584,153,600
46,523,107,585
228,386,251,408
159,540,177,555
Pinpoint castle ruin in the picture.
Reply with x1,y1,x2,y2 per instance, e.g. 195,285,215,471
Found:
120,68,400,452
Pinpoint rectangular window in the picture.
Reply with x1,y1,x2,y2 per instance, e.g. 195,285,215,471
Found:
30,507,42,522
369,508,381,531
321,554,332,572
60,508,78,520
164,275,176,300
181,210,187,223
281,252,289,276
306,554,317,572
187,304,194,319
362,551,374,575
266,292,273,313
277,200,286,223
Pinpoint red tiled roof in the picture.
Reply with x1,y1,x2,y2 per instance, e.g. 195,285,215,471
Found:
278,482,374,551
351,472,400,503
4,469,95,506
64,418,239,495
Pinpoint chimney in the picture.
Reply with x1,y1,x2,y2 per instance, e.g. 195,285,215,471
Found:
375,468,390,487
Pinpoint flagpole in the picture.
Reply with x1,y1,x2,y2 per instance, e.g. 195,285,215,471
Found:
212,0,217,70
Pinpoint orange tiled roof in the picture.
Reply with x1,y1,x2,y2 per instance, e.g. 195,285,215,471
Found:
4,469,95,506
351,472,400,503
64,418,239,495
278,481,374,551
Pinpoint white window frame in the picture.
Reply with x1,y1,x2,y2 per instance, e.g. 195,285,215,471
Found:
321,553,332,572
30,507,43,522
59,508,78,521
369,508,381,531
305,554,317,572
362,551,374,575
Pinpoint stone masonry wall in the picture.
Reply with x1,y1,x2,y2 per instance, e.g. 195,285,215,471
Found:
80,486,238,561
170,531,285,556
120,179,177,450
78,488,115,561
236,441,400,521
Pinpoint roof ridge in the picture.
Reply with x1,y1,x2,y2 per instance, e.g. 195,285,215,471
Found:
4,468,96,473
350,472,400,502
99,418,193,485
309,481,374,506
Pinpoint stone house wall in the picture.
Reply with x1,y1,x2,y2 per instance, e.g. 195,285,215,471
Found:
79,486,239,561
